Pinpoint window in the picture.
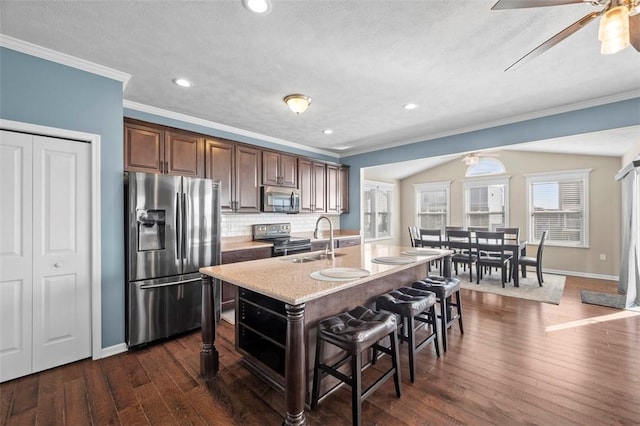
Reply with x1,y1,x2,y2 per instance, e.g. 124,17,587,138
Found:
463,177,509,230
526,169,590,247
414,181,450,233
465,157,505,177
363,181,394,241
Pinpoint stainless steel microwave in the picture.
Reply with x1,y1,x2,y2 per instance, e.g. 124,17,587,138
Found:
261,186,300,213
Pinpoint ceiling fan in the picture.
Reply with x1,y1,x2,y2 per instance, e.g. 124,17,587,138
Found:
461,151,500,166
492,0,640,71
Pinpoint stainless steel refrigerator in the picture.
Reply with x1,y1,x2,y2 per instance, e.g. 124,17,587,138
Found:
125,172,221,348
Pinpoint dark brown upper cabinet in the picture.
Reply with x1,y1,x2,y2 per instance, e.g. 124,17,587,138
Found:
327,164,350,214
124,120,203,177
299,158,326,213
205,138,261,213
262,151,298,188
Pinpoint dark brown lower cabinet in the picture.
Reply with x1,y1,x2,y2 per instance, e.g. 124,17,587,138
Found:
221,247,272,311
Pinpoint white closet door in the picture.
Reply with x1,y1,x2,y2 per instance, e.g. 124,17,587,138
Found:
0,131,34,382
31,135,91,373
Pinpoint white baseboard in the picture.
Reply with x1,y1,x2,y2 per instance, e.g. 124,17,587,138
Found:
542,268,619,282
98,343,128,359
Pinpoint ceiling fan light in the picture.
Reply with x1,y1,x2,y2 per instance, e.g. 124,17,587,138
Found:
598,5,630,54
284,94,311,114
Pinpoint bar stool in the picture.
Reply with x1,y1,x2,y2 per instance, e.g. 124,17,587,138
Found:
376,287,439,382
310,306,402,426
412,276,463,352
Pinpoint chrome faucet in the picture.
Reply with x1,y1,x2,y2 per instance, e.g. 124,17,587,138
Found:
313,216,334,259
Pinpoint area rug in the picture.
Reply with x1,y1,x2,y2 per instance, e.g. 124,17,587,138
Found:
458,272,565,305
580,290,626,309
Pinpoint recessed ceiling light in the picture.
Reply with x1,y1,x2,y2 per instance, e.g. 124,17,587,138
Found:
403,103,419,110
173,78,192,88
323,129,334,135
243,0,270,14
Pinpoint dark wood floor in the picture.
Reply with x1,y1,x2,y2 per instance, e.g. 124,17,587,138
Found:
2,276,639,425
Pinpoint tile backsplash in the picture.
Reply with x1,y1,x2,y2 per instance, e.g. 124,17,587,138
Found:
220,213,341,238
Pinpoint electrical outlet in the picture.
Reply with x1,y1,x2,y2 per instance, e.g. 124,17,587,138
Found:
599,254,606,261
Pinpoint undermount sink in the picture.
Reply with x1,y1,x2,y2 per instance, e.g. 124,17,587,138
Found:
282,253,346,263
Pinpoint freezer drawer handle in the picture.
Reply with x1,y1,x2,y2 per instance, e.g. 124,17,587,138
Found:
139,277,202,289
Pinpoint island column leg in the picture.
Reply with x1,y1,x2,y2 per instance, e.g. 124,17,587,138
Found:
442,254,452,278
200,274,219,381
284,303,306,426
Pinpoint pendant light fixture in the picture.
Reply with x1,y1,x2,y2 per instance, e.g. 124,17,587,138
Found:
284,94,311,114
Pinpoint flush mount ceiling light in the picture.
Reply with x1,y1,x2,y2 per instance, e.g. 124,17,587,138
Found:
403,103,419,110
173,78,192,88
284,94,311,114
243,0,271,14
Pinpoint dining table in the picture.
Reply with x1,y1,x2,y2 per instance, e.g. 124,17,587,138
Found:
418,236,528,287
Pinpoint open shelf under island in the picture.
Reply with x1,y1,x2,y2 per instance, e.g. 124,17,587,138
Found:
199,243,453,426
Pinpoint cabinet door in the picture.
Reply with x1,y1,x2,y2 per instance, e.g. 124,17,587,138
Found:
279,153,298,188
205,138,235,212
262,150,281,186
235,145,261,213
165,131,203,177
124,123,164,173
298,158,313,213
312,162,326,212
326,164,339,213
339,166,349,213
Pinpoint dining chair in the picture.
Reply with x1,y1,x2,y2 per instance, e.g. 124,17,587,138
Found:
518,230,547,287
446,230,477,282
474,231,512,287
496,227,520,280
419,228,443,272
467,226,488,233
408,226,420,247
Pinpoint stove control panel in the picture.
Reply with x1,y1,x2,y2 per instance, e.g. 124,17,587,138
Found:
252,223,291,239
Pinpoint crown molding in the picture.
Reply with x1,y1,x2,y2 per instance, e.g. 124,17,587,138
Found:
0,34,131,91
344,90,640,157
123,100,339,158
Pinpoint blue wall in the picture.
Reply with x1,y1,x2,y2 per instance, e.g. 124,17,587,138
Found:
340,98,640,230
0,47,125,347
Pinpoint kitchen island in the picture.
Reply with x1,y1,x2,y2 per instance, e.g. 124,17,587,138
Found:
199,243,452,426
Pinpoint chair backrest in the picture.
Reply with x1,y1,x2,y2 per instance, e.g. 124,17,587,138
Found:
408,226,419,247
446,229,472,251
475,231,506,257
419,229,442,248
467,226,488,232
496,227,519,244
536,230,548,264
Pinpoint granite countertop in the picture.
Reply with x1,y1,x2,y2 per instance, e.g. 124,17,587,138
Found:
200,243,452,305
221,240,273,252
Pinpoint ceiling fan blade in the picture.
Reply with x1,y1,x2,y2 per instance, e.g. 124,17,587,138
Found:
630,13,640,52
492,0,587,10
505,10,602,71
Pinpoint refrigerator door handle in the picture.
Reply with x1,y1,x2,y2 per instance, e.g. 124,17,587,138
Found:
139,277,202,289
175,192,181,260
182,193,188,260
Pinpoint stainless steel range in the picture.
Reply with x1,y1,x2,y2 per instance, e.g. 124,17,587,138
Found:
252,223,311,256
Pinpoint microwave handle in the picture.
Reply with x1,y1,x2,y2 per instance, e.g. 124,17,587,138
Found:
290,192,294,209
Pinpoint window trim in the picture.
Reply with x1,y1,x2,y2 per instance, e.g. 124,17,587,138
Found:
414,180,451,232
363,180,395,242
525,169,591,248
462,176,510,230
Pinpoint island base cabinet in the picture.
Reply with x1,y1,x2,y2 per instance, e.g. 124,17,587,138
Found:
237,289,287,380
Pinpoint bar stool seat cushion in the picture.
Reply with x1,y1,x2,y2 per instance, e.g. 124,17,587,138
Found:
376,287,436,318
413,276,460,299
318,306,397,353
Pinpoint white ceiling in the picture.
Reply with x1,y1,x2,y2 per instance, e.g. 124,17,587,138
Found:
1,1,639,169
